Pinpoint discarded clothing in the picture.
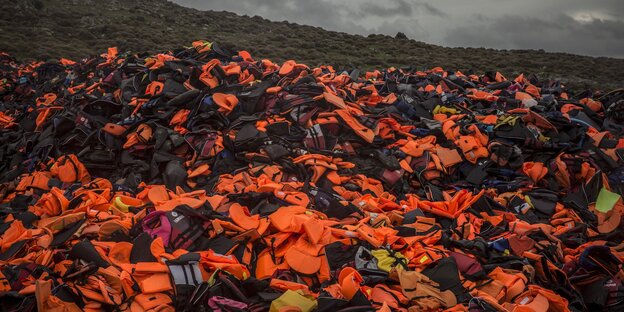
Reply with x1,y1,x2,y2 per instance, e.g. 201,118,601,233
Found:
0,41,624,311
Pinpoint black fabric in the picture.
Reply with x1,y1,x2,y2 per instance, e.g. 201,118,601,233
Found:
130,232,157,263
50,219,86,246
325,242,358,271
68,239,110,268
422,257,465,300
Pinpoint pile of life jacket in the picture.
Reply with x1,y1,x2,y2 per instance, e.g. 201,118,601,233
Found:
1,41,624,311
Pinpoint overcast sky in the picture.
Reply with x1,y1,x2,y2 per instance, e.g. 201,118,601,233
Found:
172,0,624,58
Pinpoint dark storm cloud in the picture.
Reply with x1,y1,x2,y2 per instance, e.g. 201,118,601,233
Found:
420,3,446,17
444,14,624,58
171,0,624,58
358,0,413,18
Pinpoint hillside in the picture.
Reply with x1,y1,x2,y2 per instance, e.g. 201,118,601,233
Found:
2,0,623,90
